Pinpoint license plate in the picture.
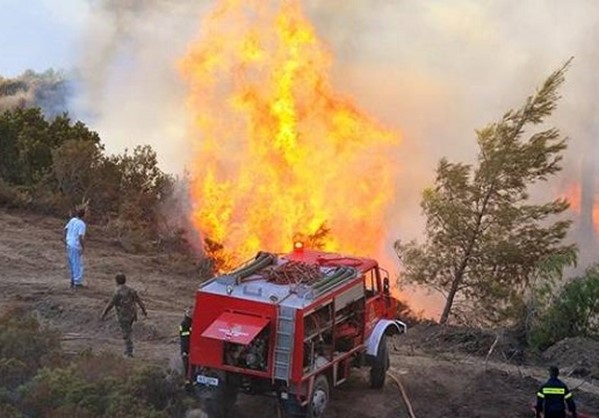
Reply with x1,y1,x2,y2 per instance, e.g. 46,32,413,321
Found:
196,374,219,386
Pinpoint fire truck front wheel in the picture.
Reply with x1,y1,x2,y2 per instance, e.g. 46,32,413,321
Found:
309,375,330,417
369,335,389,389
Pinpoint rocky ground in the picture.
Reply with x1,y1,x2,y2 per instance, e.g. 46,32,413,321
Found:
1,208,598,418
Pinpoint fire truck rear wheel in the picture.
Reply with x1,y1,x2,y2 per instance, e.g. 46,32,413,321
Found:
369,335,389,389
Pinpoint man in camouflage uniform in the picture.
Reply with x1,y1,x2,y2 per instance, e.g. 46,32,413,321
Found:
101,273,148,357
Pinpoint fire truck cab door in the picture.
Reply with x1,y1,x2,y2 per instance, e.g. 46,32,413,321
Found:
364,268,382,336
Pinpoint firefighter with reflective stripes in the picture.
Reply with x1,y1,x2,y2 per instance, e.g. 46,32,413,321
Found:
536,366,577,418
180,307,193,386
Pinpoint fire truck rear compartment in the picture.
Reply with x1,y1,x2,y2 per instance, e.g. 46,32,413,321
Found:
302,294,366,375
223,327,270,371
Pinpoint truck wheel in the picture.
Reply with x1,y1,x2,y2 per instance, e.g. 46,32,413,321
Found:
281,375,330,418
308,375,330,418
369,335,389,389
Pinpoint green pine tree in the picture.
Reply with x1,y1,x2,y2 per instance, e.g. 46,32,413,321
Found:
395,59,576,324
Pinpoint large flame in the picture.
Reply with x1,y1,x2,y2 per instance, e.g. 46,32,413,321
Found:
180,0,401,269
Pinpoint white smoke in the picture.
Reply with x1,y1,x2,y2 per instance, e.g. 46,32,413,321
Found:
74,0,211,173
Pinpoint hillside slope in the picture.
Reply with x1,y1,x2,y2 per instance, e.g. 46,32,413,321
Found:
1,208,598,418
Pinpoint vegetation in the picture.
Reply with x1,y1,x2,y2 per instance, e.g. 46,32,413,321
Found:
529,264,599,349
0,308,193,417
0,69,68,117
395,60,576,325
0,106,180,252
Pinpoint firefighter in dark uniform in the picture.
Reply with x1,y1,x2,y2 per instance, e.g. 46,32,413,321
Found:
180,307,193,386
101,273,148,357
536,366,577,418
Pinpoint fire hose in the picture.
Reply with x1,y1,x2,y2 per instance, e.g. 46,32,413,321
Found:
230,252,277,281
387,371,417,418
312,267,356,295
262,261,323,285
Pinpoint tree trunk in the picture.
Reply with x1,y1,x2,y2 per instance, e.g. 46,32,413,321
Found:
439,190,492,324
439,258,468,324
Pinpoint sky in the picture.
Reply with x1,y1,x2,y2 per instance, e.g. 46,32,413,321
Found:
0,0,88,77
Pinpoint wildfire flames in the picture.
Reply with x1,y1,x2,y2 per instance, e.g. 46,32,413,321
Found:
180,0,400,269
562,182,599,236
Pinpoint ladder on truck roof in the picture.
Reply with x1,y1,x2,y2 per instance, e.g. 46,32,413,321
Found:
274,305,296,383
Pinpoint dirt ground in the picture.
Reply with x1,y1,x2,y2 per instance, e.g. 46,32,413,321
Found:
1,208,598,418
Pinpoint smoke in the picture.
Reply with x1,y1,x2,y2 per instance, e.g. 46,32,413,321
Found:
74,0,211,173
299,1,599,258
0,69,70,117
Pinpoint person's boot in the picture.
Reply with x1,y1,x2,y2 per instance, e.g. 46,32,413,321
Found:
185,380,193,393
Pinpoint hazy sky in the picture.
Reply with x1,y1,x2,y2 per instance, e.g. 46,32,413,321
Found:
0,0,88,76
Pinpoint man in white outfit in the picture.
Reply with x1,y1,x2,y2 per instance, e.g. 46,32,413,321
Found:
64,207,87,288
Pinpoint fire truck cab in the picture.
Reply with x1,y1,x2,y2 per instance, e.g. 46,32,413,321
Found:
190,247,406,418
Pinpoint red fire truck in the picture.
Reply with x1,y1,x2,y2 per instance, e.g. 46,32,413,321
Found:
189,244,406,418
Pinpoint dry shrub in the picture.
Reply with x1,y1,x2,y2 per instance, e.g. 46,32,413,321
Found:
0,179,28,208
0,307,61,382
19,353,180,418
396,299,424,327
0,403,20,418
0,309,191,417
0,358,27,390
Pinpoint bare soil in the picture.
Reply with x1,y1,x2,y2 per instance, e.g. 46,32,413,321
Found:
1,208,598,418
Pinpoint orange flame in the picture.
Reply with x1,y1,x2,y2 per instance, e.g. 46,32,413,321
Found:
562,183,581,212
561,182,599,235
180,0,401,269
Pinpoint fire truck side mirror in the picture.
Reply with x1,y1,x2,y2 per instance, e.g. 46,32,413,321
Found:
383,277,390,295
